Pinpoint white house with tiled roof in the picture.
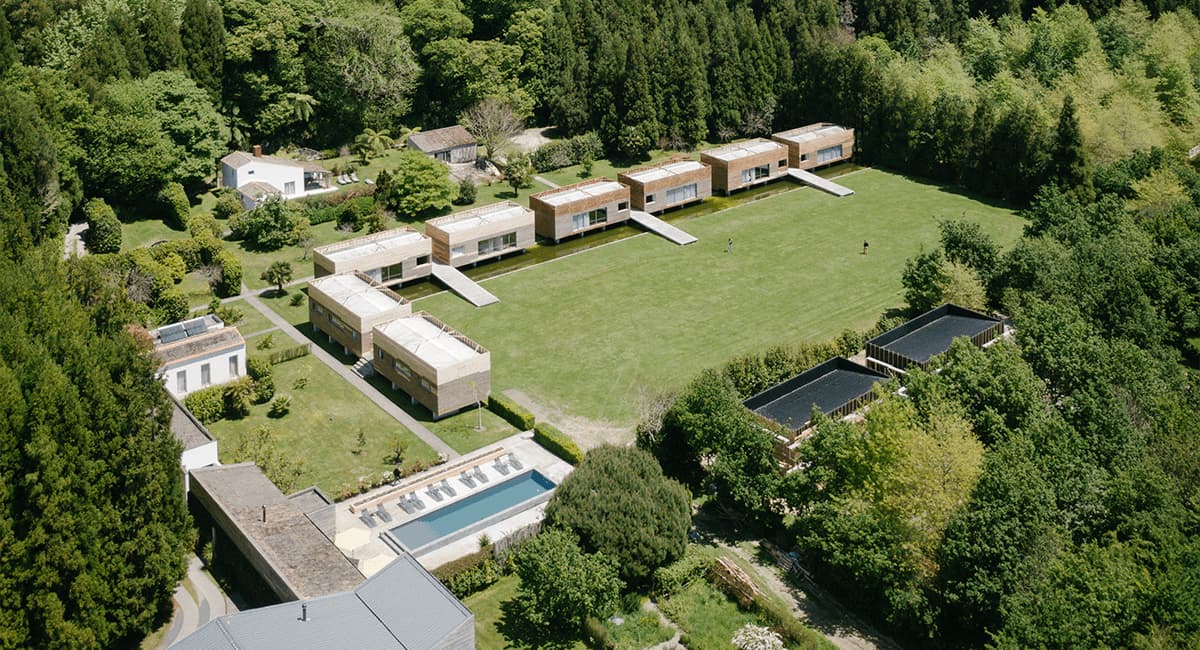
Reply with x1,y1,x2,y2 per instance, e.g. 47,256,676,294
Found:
151,314,246,398
221,146,333,208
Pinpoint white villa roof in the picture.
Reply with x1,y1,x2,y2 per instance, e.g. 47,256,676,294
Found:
774,125,848,144
431,202,531,233
320,230,429,263
375,316,483,370
704,139,784,162
537,180,624,207
624,159,705,183
309,274,406,318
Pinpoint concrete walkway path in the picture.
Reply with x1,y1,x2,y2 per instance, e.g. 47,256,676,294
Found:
788,168,854,197
63,223,88,259
431,262,499,307
629,210,698,245
241,290,458,459
533,175,560,189
160,556,237,648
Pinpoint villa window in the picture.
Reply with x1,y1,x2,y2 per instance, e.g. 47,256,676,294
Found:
312,302,325,315
742,165,771,183
618,201,628,211
393,360,413,379
420,377,437,394
800,153,809,162
330,314,353,335
376,349,384,361
284,181,296,195
817,145,843,163
645,193,656,203
665,184,697,205
478,232,518,255
229,355,239,377
778,159,787,168
176,371,187,393
572,208,607,231
201,363,211,386
381,262,404,282
416,255,430,266
451,245,466,258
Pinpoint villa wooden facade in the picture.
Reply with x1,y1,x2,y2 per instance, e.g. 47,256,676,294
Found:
617,157,712,213
373,312,491,418
529,178,631,241
772,123,855,170
308,273,411,358
700,139,789,194
312,228,433,286
425,201,535,267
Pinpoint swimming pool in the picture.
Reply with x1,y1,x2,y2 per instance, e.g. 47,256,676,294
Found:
386,470,557,553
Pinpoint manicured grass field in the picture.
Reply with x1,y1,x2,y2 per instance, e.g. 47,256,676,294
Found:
221,298,276,337
415,169,1024,426
206,354,438,496
121,219,188,251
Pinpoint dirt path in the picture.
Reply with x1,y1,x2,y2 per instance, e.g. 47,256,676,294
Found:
503,388,632,449
642,599,684,650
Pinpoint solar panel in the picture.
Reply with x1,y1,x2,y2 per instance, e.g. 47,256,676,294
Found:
183,318,209,337
158,324,187,343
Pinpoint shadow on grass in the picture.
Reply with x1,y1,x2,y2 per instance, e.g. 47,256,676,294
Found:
497,598,581,650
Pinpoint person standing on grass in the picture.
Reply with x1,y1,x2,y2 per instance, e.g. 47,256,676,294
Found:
727,238,733,253
863,240,869,255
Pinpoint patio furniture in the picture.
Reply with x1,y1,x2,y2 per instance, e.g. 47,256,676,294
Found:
459,471,476,488
350,172,360,182
364,178,374,185
375,505,392,522
439,478,456,497
493,458,510,475
397,498,413,514
359,511,377,528
507,453,523,470
409,493,426,510
426,484,444,501
473,465,488,483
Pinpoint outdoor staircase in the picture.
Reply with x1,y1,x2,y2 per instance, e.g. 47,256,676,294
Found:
353,357,374,378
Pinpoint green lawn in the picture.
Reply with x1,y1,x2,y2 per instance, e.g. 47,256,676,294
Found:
222,298,276,337
179,271,215,308
414,169,1024,427
661,579,762,650
206,354,438,496
607,603,675,649
122,219,188,251
541,148,705,187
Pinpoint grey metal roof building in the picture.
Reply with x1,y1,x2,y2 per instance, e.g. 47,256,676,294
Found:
866,303,1004,373
744,357,888,433
174,553,475,650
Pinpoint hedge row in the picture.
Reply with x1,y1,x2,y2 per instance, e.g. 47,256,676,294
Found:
530,132,604,173
487,394,535,431
266,343,311,365
183,385,227,424
653,546,714,596
431,545,501,599
533,422,584,465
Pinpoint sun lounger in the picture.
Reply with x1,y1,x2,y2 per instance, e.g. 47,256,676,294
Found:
397,498,413,514
426,484,444,501
410,494,425,510
493,458,511,475
507,453,523,470
359,511,377,528
473,466,488,482
350,172,360,182
460,471,476,488
364,178,374,185
439,478,457,497
375,505,392,523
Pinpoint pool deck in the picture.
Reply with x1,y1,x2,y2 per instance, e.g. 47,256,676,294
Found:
325,432,573,574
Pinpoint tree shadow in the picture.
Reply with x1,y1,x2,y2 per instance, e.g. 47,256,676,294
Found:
497,598,581,650
496,190,519,199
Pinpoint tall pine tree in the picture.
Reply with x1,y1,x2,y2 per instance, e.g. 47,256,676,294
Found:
0,8,15,75
1050,95,1093,199
180,0,225,100
143,0,184,71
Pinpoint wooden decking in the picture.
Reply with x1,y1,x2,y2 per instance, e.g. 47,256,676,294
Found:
788,168,854,197
629,210,699,245
430,262,499,307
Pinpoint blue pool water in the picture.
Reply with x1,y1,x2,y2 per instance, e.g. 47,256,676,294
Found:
388,470,556,551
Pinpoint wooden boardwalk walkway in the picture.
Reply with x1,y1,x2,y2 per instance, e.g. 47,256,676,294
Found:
431,263,500,307
629,210,698,246
788,168,855,197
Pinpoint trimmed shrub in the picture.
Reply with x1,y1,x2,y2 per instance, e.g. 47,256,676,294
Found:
155,289,190,324
267,394,292,418
305,203,343,226
212,190,244,220
194,235,223,265
222,376,255,418
188,213,223,239
531,132,605,172
151,238,201,270
533,422,584,465
158,182,190,230
488,393,535,430
184,385,226,424
214,250,241,297
653,546,714,596
248,356,275,403
157,252,186,283
267,343,311,365
289,293,305,307
83,198,121,253
453,178,477,205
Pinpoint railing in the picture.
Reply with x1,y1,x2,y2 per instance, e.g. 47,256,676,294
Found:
1189,145,1200,160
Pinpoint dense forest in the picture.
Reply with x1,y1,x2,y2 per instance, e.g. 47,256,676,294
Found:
2,0,1200,646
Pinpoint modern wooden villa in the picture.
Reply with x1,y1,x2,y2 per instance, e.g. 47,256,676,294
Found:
617,156,712,213
407,125,478,164
372,312,491,419
425,201,535,267
312,228,433,287
699,138,789,194
772,123,855,170
308,273,411,358
528,178,631,242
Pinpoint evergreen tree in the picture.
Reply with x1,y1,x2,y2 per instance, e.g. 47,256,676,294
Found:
0,251,191,647
1050,95,1093,199
0,8,16,75
110,8,148,78
618,39,658,158
143,0,184,71
180,0,225,100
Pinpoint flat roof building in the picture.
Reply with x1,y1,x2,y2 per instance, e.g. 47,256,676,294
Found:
373,312,490,419
744,357,888,465
308,273,411,358
408,125,478,164
152,315,246,398
772,123,855,170
189,463,365,602
617,157,712,214
425,201,535,267
866,304,1005,374
175,552,474,650
700,139,789,194
170,398,218,491
312,228,433,287
529,178,631,242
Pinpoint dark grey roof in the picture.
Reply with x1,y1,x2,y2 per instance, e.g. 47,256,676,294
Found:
155,327,245,367
868,303,1002,365
170,398,215,450
407,126,476,153
287,486,334,515
189,463,364,599
174,554,474,650
744,357,887,431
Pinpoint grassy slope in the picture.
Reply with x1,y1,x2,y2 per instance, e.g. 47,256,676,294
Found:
415,169,1024,426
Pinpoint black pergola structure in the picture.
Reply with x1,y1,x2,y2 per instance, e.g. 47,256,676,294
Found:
743,357,889,465
866,303,1003,374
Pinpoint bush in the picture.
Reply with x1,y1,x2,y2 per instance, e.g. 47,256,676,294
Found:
214,250,242,297
533,422,584,465
157,252,186,283
187,213,223,239
151,238,201,270
83,198,121,253
432,547,501,599
158,182,190,230
488,393,535,430
267,394,292,418
248,356,274,403
289,293,305,307
184,385,226,424
155,289,190,324
222,376,255,418
230,197,306,250
305,203,343,226
531,132,605,172
266,343,311,365
212,190,244,220
453,178,477,205
193,235,223,266
583,616,613,650
653,546,713,596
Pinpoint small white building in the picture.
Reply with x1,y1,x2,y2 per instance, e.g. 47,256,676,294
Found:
170,398,219,493
152,315,247,398
221,146,334,209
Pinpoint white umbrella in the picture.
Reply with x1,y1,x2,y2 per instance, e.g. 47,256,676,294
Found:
334,527,370,551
